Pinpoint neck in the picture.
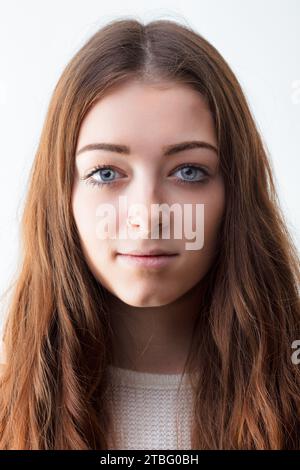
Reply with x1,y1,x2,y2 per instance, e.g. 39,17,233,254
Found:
107,281,204,374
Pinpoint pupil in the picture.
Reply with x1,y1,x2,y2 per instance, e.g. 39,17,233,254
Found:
102,169,112,180
183,168,194,179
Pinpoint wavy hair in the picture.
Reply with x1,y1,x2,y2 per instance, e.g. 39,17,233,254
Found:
0,18,299,449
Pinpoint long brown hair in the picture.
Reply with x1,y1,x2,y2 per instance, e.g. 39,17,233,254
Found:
0,17,299,449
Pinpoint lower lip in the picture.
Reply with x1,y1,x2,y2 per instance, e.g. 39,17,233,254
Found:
117,254,178,268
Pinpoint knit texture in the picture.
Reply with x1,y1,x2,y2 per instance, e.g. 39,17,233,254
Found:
106,365,194,450
0,340,194,450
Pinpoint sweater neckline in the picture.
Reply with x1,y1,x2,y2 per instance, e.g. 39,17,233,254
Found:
107,364,193,390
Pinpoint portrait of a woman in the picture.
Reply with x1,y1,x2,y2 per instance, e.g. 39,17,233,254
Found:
0,18,299,450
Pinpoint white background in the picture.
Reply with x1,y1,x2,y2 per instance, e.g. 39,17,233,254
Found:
0,0,299,334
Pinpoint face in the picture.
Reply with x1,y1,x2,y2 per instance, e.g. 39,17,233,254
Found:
72,79,225,307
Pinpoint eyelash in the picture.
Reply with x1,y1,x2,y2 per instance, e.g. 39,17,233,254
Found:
81,163,209,189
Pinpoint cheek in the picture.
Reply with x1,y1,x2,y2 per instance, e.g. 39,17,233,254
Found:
181,183,225,285
71,187,116,264
183,177,225,251
185,177,225,269
202,176,225,242
72,188,97,242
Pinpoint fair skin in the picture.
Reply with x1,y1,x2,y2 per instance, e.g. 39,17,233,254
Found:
72,79,225,374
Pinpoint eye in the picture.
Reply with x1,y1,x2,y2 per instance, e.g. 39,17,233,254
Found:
81,163,209,189
80,165,124,188
172,164,209,186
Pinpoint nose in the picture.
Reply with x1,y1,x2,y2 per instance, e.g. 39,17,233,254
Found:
126,179,166,239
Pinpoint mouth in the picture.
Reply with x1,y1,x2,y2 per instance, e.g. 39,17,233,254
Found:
118,248,178,256
116,252,179,269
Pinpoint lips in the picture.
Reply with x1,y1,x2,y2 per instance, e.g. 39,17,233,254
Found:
116,252,178,269
117,249,177,256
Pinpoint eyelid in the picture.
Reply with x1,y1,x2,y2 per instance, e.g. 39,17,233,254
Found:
80,164,124,180
81,162,209,179
171,162,210,175
80,162,210,189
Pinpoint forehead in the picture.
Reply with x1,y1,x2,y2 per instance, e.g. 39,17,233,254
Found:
76,80,217,154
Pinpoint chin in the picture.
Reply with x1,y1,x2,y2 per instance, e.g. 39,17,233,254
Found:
118,291,176,308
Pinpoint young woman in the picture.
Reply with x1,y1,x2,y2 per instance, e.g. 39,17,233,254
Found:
0,18,299,450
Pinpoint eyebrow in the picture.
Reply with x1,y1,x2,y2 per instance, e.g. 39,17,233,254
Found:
75,140,218,157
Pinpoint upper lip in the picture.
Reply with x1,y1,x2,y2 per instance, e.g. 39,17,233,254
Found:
118,249,178,256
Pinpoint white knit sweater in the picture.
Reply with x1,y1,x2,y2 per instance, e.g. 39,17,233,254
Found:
0,340,194,450
106,365,194,450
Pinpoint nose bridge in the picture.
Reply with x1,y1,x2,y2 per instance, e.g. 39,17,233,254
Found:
127,168,164,233
130,163,162,205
